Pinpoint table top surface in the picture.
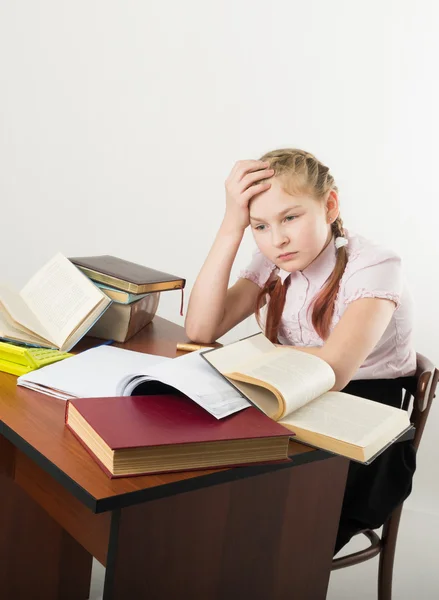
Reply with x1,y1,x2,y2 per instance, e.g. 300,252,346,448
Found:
0,316,326,513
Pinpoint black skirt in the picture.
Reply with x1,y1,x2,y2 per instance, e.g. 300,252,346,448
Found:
334,377,417,555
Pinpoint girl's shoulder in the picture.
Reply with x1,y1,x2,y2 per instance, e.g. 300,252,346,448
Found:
342,230,405,306
345,230,402,272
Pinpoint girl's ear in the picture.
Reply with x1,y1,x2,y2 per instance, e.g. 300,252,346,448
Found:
325,190,339,223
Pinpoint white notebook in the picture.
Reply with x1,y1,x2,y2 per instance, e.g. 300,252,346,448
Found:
17,345,249,419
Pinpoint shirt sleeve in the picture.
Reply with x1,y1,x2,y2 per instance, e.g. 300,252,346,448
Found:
237,248,276,289
343,248,403,309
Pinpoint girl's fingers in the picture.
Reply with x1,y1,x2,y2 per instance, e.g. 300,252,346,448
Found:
240,168,274,191
242,182,271,203
232,160,270,181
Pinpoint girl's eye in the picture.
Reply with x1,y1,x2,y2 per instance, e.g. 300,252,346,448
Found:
285,215,297,222
255,225,266,231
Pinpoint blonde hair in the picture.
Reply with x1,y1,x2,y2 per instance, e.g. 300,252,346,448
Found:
254,148,348,341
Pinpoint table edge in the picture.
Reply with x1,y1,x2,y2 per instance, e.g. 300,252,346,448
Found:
1,421,338,513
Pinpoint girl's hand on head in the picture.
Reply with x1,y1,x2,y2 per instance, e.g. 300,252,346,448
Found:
223,160,274,232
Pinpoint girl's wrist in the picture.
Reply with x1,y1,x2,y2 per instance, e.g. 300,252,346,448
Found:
219,216,247,238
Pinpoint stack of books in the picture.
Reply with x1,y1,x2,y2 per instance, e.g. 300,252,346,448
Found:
69,255,186,342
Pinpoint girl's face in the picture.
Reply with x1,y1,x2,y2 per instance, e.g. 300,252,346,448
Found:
249,177,338,272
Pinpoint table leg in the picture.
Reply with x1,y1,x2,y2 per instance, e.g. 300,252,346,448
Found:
103,456,348,600
0,436,93,600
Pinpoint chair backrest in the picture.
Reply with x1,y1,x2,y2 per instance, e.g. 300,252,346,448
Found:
402,353,439,451
331,353,438,573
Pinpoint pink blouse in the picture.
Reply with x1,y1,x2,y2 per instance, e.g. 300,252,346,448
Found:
238,230,416,380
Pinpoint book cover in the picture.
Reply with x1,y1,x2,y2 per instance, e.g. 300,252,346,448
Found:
69,255,185,294
66,394,292,450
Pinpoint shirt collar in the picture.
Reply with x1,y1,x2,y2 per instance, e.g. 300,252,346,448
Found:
278,267,292,284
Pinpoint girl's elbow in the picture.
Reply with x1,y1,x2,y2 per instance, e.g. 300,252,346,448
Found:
331,380,347,393
319,352,350,392
331,369,353,392
184,322,216,345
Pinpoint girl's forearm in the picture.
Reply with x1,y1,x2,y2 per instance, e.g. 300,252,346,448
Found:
185,219,244,341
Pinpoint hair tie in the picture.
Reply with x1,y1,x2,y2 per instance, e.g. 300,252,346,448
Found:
335,236,348,249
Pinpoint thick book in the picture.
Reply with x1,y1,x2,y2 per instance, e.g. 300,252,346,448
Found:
201,333,412,463
64,394,292,478
69,255,186,294
88,293,160,342
18,345,251,419
0,253,111,352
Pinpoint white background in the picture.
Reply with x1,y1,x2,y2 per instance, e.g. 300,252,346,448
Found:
1,1,438,515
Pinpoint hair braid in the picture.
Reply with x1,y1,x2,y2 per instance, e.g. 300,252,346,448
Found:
309,214,349,339
254,148,348,342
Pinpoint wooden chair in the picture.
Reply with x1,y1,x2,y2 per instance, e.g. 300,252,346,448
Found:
331,353,438,600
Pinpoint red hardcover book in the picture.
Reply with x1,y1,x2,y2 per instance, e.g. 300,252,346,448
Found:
65,394,292,478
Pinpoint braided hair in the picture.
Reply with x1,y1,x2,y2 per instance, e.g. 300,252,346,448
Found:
254,149,348,342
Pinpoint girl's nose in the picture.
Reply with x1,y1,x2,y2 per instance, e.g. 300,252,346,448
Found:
271,228,289,248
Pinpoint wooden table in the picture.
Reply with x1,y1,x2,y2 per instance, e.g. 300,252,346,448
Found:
0,317,349,600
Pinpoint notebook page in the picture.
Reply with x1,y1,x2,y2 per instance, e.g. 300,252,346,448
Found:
17,345,169,399
232,348,335,417
20,253,109,348
128,350,250,419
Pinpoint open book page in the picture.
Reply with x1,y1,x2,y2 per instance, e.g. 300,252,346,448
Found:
0,285,53,343
17,346,169,399
202,333,277,374
0,311,50,346
61,301,113,352
20,253,109,348
279,391,409,445
230,348,335,418
124,350,250,419
204,337,336,420
224,378,280,418
0,305,52,346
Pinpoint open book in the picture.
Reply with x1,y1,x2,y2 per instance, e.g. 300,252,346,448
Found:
0,253,111,352
201,333,412,463
17,345,250,419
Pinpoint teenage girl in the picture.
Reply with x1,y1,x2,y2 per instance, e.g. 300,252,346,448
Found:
185,148,416,553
